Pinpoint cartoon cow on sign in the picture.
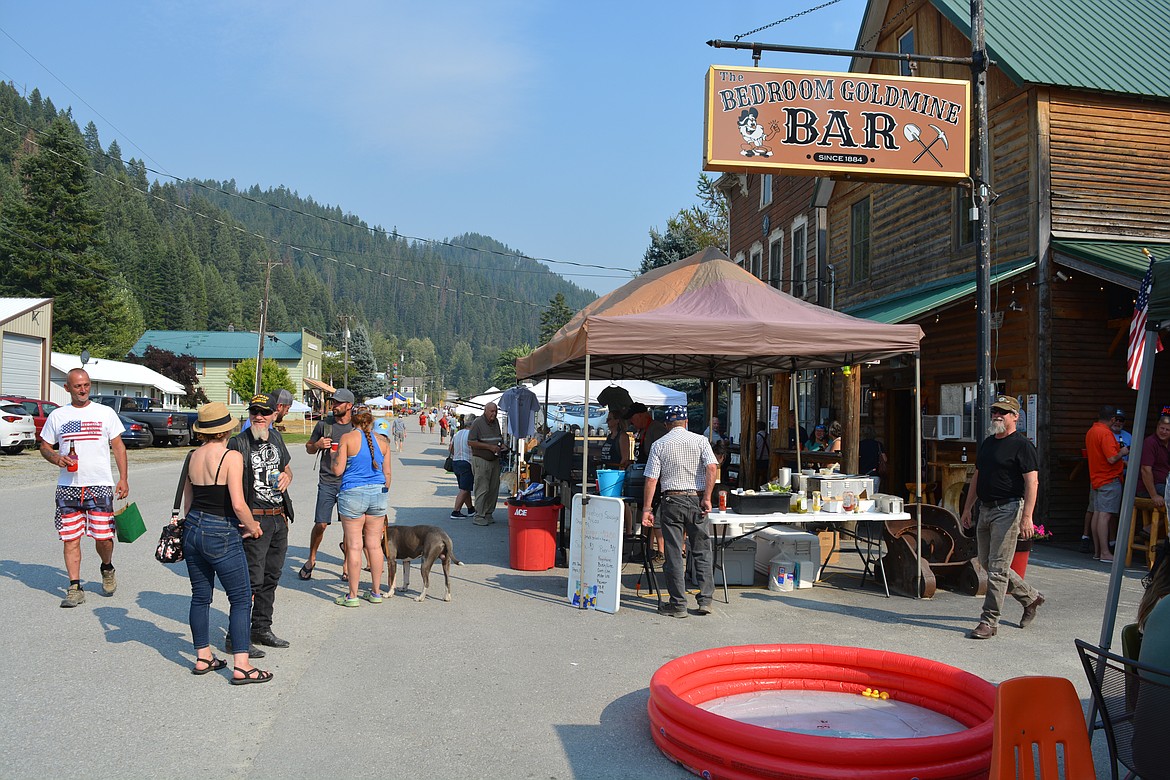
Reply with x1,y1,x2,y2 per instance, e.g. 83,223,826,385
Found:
737,107,781,157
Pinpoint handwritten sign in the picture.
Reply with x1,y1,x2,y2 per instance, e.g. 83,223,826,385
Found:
567,494,624,614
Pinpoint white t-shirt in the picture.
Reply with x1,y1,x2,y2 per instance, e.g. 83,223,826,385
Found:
41,402,125,487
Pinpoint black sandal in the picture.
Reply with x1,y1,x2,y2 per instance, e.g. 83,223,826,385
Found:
230,666,273,686
298,562,314,580
192,657,227,675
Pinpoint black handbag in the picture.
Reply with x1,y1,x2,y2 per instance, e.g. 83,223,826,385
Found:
156,451,193,564
443,455,454,472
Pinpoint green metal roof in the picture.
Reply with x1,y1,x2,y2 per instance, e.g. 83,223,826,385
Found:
929,0,1170,98
843,256,1036,323
1052,239,1170,281
131,330,305,361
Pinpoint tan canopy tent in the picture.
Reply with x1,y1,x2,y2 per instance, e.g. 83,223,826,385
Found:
516,247,930,598
517,247,923,380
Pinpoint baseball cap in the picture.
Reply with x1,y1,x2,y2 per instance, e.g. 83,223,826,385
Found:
373,419,390,437
249,393,275,413
664,405,688,422
332,388,356,404
272,389,293,407
623,402,649,420
990,395,1020,414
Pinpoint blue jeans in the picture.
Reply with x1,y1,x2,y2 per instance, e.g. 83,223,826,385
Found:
183,511,253,652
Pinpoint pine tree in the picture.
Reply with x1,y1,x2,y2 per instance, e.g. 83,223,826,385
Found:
0,117,141,357
539,293,575,345
347,324,381,399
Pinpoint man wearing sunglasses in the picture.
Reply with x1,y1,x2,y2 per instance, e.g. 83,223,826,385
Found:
959,395,1044,639
228,392,295,653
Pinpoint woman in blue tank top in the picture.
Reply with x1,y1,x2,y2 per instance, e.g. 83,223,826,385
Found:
330,408,392,605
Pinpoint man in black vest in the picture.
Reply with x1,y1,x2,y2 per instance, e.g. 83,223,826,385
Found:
229,392,294,653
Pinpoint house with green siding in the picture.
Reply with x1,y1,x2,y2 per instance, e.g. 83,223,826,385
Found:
130,330,329,415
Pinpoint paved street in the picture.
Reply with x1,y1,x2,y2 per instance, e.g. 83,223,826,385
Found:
0,431,1146,779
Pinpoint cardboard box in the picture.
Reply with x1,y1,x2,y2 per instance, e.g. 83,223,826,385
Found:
818,531,840,565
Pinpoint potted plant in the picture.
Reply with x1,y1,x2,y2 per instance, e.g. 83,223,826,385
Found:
1010,524,1053,578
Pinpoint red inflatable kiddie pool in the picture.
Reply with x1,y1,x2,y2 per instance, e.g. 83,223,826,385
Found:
648,644,996,780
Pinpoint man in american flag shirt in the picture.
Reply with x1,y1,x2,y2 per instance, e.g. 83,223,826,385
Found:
39,368,129,608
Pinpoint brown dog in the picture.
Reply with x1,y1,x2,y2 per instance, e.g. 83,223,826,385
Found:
381,524,463,602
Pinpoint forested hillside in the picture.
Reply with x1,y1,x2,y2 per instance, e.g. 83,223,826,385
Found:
0,82,594,394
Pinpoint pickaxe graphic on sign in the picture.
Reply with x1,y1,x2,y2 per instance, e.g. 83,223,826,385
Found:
904,123,948,167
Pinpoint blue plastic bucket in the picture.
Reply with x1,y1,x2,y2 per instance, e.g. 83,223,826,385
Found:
596,469,626,497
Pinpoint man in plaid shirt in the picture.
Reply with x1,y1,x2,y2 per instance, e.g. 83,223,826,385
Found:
642,405,718,618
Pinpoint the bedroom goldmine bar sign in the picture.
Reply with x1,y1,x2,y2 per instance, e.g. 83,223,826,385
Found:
704,65,970,182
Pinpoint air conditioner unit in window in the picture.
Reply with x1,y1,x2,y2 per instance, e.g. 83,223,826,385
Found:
923,414,961,440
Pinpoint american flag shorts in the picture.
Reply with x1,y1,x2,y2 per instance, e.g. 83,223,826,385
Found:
55,486,115,541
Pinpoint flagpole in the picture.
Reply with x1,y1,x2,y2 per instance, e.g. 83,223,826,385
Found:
1099,335,1156,650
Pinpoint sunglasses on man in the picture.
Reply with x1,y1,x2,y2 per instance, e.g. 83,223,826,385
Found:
248,407,273,416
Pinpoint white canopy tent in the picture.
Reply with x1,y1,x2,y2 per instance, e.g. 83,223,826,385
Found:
364,396,394,408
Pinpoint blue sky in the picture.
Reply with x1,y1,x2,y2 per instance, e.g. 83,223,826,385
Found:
0,0,867,295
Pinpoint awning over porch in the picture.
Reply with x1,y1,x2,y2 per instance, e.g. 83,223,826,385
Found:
303,377,336,394
1052,238,1170,288
843,256,1036,324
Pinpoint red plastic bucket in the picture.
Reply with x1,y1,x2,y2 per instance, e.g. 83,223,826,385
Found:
508,502,562,571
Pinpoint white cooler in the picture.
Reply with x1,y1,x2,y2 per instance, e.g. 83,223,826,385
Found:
753,525,820,588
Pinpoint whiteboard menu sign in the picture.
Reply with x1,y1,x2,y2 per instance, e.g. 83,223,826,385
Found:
567,494,624,614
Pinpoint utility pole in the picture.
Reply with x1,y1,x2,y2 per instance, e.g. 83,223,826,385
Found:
971,0,993,440
253,258,277,396
340,314,351,389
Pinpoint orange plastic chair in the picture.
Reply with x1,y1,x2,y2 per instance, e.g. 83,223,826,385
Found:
990,676,1096,779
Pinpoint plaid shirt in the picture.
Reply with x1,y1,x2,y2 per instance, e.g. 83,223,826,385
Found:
644,426,717,493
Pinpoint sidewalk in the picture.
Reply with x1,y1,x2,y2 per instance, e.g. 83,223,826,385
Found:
0,428,1146,778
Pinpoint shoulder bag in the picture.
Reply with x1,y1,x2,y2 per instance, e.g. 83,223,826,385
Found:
155,451,193,564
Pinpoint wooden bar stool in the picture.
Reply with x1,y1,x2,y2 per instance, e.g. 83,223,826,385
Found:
1126,497,1166,569
905,482,939,505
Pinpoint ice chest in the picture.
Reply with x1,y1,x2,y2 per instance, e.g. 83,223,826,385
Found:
754,526,819,588
716,537,757,586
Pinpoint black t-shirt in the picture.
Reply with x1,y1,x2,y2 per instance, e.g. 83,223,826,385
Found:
858,438,884,475
974,430,1038,502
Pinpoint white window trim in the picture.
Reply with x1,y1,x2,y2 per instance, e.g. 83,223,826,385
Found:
759,174,773,208
767,228,784,289
748,241,764,280
791,216,809,299
734,251,746,270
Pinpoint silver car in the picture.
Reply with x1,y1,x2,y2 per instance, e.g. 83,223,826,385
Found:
0,403,36,455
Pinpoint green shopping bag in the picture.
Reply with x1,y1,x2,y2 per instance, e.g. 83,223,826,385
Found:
114,501,147,543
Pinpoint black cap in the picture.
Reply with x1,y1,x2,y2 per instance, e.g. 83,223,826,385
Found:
623,402,649,420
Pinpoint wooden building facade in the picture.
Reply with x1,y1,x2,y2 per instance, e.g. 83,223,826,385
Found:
721,0,1170,537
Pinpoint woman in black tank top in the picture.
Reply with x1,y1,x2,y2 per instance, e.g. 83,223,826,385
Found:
181,403,270,685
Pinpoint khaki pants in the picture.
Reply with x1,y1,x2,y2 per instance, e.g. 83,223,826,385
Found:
471,456,501,522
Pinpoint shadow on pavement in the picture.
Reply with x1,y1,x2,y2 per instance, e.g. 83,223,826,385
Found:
0,558,68,597
556,688,676,780
94,603,189,668
738,589,975,634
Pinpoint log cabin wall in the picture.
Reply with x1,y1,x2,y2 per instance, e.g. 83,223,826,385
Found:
1046,271,1170,535
1047,92,1170,240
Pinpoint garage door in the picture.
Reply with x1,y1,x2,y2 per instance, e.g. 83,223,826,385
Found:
2,333,44,398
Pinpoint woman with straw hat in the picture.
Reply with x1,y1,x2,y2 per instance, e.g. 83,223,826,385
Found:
182,402,271,685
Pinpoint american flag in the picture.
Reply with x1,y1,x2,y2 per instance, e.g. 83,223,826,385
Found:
60,419,105,441
1127,250,1162,390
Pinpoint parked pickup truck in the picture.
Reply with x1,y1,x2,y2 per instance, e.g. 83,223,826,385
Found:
90,395,191,446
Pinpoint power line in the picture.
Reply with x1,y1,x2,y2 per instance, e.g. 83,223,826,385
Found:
0,119,561,311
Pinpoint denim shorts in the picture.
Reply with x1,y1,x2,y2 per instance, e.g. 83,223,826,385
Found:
337,483,388,518
314,481,341,524
452,459,473,491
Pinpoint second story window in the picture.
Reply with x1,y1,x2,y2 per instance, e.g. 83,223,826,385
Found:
851,197,871,283
791,219,808,298
760,174,773,208
750,246,763,280
898,29,915,77
769,234,784,289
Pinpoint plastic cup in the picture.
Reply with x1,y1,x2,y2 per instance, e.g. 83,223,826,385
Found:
330,441,339,453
